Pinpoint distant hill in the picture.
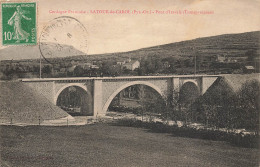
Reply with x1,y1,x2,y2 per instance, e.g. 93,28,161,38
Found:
85,31,260,61
0,42,86,61
61,31,260,62
0,31,259,61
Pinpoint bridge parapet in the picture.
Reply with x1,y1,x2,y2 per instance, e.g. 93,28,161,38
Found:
21,75,220,82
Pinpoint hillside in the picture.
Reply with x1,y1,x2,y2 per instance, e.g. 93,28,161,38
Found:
0,31,259,62
71,31,260,61
0,43,86,61
137,31,260,58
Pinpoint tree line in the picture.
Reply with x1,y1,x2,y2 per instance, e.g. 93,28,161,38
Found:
114,79,259,133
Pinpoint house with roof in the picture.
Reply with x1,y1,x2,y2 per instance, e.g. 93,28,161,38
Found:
78,62,92,70
90,65,100,69
67,65,77,73
243,66,255,73
122,60,140,71
216,55,226,62
117,61,126,65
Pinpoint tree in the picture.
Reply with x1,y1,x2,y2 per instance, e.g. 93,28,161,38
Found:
0,71,7,80
140,57,157,74
179,82,200,123
194,52,203,73
195,78,237,128
42,65,52,75
161,89,180,123
101,61,122,76
73,65,84,77
246,49,257,62
194,78,260,132
237,79,260,133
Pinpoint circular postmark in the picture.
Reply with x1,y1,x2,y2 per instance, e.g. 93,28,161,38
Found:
39,16,88,60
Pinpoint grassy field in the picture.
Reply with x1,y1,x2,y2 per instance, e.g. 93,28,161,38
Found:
0,123,258,167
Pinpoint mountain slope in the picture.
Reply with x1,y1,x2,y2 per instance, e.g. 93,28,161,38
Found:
88,31,260,60
0,31,259,61
0,43,86,61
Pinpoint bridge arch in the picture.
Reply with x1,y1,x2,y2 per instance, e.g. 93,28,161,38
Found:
55,83,93,116
182,79,199,88
102,81,164,114
179,81,200,105
54,83,90,104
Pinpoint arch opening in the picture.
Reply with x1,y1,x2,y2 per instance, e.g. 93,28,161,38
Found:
56,86,93,116
105,84,166,119
179,82,200,106
179,82,200,122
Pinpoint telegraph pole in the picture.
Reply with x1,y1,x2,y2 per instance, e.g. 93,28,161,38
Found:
194,53,196,75
193,46,197,75
40,53,42,78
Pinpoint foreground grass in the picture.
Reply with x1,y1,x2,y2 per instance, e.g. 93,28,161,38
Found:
0,124,258,167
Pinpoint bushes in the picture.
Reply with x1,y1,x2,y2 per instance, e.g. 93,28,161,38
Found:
110,78,259,148
109,105,143,115
192,79,260,133
115,118,258,148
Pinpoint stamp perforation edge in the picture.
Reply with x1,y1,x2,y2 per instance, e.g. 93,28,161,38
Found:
1,1,38,46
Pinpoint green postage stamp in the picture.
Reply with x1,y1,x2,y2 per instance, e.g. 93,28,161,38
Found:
2,2,37,45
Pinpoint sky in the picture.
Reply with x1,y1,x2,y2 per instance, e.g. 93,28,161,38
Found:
0,0,260,55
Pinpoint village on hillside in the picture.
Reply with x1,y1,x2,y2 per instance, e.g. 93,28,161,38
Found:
0,45,259,79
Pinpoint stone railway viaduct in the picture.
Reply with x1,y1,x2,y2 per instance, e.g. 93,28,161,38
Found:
22,75,219,117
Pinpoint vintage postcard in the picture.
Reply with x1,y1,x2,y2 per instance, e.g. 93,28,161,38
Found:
0,0,259,166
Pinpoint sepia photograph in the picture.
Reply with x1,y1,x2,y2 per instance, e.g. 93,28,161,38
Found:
0,0,259,166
